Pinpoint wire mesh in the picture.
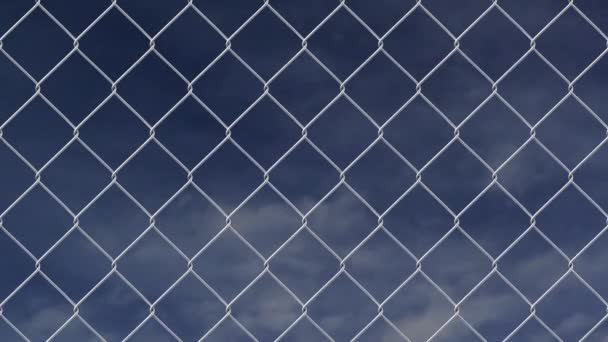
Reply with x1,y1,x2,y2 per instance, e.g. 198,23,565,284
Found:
1,0,608,341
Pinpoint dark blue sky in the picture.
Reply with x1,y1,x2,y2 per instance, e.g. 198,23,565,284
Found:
1,0,608,341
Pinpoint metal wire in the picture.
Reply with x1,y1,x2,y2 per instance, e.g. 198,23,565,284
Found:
1,0,607,341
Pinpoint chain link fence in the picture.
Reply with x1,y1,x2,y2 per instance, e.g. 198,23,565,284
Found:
1,0,608,341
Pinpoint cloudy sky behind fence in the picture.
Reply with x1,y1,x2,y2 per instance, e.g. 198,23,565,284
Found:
2,0,608,341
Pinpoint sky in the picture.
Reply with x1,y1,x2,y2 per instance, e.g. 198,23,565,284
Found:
1,0,608,341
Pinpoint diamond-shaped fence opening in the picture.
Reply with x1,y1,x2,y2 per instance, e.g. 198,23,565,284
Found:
1,1,608,341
